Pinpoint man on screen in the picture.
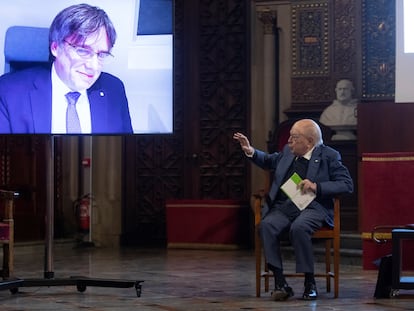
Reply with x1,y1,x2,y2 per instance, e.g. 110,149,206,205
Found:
0,3,133,134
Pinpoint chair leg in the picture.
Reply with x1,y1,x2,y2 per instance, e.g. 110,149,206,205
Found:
333,234,340,298
325,239,332,293
255,231,261,297
264,258,269,293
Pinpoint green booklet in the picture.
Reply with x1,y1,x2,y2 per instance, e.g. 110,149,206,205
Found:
280,172,316,210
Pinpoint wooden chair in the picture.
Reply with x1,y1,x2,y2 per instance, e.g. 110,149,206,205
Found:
253,193,341,298
254,119,339,298
0,190,15,280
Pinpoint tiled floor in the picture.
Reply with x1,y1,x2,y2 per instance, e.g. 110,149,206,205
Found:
0,242,413,310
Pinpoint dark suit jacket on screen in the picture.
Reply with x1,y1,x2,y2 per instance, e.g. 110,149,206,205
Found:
0,66,133,134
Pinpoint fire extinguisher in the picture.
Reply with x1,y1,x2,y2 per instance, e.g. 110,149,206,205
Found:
75,194,91,233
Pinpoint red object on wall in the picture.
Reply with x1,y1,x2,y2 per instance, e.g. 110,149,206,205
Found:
79,198,90,232
361,152,414,269
165,199,250,248
82,158,91,167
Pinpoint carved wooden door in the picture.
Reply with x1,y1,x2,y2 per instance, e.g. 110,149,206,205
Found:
121,0,251,246
0,136,47,241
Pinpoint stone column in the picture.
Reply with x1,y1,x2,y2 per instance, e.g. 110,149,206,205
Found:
91,136,123,247
258,10,278,134
250,9,278,195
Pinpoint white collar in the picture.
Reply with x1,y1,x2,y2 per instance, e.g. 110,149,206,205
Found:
302,146,315,160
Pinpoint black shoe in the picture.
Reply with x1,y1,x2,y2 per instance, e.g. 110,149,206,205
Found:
271,284,294,301
302,282,318,300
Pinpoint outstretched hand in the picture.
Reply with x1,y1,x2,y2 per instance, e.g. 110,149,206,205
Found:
233,132,254,156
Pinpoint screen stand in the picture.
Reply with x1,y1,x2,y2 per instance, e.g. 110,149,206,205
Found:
1,136,143,296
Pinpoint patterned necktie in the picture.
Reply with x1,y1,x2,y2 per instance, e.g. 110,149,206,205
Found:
65,92,81,133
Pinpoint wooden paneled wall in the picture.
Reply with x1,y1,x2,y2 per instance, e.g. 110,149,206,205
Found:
358,102,414,155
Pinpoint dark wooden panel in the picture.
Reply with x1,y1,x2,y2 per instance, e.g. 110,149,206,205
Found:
361,0,395,100
357,102,414,156
289,0,361,116
121,0,251,246
197,0,251,199
357,101,414,232
329,141,358,232
0,136,48,241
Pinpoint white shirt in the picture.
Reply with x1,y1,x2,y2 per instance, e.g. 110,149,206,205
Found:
51,64,92,134
302,147,315,161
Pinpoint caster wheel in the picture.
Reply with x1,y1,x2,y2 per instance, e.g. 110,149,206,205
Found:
135,282,142,297
77,284,87,292
10,287,18,294
390,289,399,298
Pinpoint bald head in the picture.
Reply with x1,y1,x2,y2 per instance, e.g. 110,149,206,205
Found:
292,119,323,147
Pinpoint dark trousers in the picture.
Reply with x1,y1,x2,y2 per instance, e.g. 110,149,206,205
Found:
259,206,325,273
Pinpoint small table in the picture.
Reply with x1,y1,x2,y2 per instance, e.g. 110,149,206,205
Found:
392,228,414,295
0,190,21,293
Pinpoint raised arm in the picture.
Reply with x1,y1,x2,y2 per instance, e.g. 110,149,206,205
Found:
233,132,254,156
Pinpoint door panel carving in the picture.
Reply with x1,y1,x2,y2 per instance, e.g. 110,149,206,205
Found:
122,0,251,245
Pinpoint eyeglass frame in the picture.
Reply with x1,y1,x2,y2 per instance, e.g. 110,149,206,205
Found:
289,132,313,143
289,133,303,141
63,40,114,63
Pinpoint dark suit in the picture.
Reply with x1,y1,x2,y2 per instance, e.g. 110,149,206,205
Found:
0,66,133,134
252,144,353,273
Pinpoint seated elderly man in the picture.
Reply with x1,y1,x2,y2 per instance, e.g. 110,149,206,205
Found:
233,119,353,301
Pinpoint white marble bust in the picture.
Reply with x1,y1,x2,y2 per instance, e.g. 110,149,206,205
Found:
319,79,358,140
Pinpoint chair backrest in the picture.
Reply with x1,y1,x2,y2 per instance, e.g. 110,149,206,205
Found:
4,26,50,73
267,119,296,153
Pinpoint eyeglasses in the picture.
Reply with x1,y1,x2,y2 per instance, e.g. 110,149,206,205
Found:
289,134,303,141
64,40,113,64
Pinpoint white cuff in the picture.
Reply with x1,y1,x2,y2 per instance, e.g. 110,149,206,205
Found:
245,148,255,158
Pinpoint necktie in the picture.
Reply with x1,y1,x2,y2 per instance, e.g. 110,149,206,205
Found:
65,92,81,133
269,156,310,206
294,156,309,179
